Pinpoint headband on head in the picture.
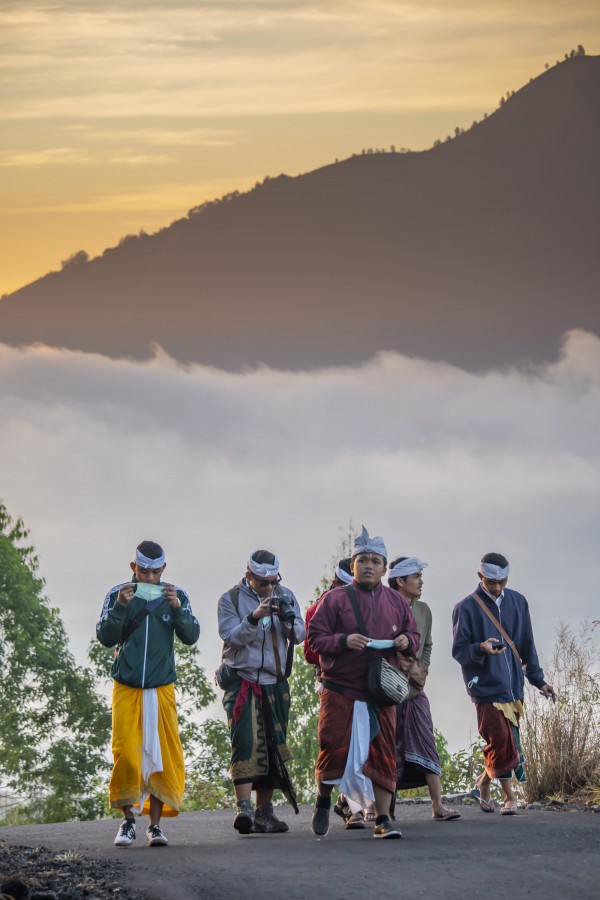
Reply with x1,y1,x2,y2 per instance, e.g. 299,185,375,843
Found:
480,561,509,580
335,564,354,585
352,525,387,560
388,557,428,579
136,547,165,569
248,555,280,578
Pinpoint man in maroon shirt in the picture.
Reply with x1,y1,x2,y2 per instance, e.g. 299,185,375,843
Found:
307,526,420,839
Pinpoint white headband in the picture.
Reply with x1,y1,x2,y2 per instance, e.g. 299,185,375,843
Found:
480,562,509,580
248,555,280,578
388,557,428,579
136,548,165,569
335,564,353,585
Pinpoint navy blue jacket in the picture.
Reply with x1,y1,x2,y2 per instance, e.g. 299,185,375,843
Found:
452,585,547,704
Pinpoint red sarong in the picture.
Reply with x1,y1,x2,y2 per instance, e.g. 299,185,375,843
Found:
315,688,397,793
476,702,520,779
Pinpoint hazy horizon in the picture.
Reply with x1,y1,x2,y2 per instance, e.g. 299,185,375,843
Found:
2,330,599,750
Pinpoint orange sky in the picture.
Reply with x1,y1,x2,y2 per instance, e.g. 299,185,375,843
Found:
1,0,598,295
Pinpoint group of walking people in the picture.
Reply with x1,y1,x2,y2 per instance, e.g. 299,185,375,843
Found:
96,527,556,847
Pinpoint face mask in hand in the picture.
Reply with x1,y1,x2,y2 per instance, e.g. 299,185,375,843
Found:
134,583,164,602
366,638,395,650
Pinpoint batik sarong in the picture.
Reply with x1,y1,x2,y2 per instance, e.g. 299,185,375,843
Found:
476,702,522,780
395,692,441,790
315,688,396,793
223,676,292,786
110,681,185,816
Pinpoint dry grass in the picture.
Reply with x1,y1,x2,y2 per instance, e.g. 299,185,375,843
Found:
521,621,600,804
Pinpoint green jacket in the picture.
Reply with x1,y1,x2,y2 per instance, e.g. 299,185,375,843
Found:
96,581,200,689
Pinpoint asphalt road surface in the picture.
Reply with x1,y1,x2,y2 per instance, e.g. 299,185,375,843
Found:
2,802,599,900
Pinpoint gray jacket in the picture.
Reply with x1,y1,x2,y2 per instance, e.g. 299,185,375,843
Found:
217,579,306,685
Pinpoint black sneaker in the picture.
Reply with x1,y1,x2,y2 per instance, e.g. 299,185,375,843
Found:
146,823,168,846
114,817,136,847
233,800,254,835
253,803,289,833
311,796,331,836
373,818,402,839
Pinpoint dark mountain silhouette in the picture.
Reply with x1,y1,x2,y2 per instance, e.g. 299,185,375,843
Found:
1,55,599,371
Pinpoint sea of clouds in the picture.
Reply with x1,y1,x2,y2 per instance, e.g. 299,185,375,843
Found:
2,329,599,750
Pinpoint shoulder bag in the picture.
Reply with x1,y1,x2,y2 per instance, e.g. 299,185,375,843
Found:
345,586,409,706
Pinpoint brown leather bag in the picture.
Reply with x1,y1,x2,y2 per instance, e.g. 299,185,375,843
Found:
396,653,428,691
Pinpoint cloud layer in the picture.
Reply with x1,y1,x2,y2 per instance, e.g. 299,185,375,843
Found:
2,330,599,748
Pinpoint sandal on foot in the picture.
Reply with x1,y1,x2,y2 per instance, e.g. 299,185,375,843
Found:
499,804,518,816
470,788,494,812
432,809,461,820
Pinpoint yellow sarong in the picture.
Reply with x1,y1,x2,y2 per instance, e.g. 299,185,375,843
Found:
110,681,185,816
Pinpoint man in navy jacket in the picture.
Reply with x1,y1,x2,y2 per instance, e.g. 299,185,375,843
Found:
452,552,556,815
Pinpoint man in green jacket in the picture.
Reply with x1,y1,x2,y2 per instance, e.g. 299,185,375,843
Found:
97,540,200,848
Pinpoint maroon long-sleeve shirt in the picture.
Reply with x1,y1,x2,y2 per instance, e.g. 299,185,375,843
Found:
307,580,420,701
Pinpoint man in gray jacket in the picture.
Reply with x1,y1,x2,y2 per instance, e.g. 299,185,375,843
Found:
217,549,305,835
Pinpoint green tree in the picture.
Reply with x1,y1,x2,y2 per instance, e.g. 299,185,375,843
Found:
287,648,321,803
0,501,111,822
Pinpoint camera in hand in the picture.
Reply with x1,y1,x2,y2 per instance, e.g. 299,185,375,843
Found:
270,593,296,624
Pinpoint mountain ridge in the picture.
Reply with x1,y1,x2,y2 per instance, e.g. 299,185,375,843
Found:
1,54,599,371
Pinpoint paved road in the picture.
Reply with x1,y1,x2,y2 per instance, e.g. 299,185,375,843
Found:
2,803,599,900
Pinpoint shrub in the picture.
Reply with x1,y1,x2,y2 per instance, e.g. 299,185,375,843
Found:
521,621,600,803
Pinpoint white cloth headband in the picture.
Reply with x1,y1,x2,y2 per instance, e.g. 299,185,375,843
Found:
480,562,509,580
248,555,280,578
388,557,428,579
335,564,353,585
136,548,165,569
352,525,388,560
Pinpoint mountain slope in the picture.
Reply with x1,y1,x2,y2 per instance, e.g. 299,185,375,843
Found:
1,55,599,371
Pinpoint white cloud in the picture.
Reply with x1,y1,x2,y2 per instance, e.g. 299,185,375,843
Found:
1,329,599,750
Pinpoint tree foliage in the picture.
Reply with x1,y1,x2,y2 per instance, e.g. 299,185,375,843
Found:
0,501,111,821
287,648,321,803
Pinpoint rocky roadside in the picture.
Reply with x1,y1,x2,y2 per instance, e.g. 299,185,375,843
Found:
399,792,600,813
0,840,149,900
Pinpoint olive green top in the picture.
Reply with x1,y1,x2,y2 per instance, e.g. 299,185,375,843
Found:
407,596,433,700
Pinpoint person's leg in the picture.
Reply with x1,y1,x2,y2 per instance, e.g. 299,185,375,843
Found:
149,795,163,826
316,780,334,798
499,776,518,812
232,783,255,834
256,787,274,807
146,795,169,846
311,780,334,835
234,783,252,802
373,783,392,818
254,787,289,833
425,772,461,818
372,785,401,838
475,769,492,801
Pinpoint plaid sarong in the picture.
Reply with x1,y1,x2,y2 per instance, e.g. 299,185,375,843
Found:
315,687,397,794
476,702,522,780
396,691,442,790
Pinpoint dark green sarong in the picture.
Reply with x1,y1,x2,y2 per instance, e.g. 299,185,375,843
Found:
223,675,292,787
